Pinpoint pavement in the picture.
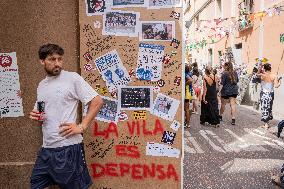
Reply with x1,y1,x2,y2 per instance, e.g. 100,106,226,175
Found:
183,105,284,189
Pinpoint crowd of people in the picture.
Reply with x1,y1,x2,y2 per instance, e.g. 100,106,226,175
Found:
185,60,284,187
184,60,282,129
184,61,239,128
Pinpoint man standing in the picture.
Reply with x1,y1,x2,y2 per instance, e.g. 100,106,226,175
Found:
29,44,103,189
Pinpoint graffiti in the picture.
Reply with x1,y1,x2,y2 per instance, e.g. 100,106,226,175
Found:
93,119,165,139
118,134,141,146
91,163,179,181
87,138,115,159
82,24,116,57
115,145,140,158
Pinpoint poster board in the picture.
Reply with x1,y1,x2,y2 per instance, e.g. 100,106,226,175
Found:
79,1,183,188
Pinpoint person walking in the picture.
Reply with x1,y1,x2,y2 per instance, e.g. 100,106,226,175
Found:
192,67,202,113
29,44,104,189
213,68,221,107
200,66,220,127
257,63,281,128
219,61,239,125
185,64,193,128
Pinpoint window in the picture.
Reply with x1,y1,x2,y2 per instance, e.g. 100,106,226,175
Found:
216,0,222,18
235,43,242,49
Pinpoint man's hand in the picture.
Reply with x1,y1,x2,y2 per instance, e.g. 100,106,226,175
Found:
29,109,41,121
59,123,82,138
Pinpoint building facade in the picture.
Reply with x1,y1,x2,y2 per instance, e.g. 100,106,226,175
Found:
184,0,284,116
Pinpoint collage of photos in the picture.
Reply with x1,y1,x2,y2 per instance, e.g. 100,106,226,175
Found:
86,0,179,39
82,0,182,188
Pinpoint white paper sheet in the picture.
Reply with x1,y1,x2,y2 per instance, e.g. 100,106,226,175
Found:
136,43,164,81
94,50,131,92
148,0,182,9
0,52,24,118
146,142,180,158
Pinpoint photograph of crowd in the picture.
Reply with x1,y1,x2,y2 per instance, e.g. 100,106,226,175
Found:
154,96,173,115
149,0,181,8
151,93,180,121
113,0,145,7
140,21,175,41
103,11,139,37
96,97,119,123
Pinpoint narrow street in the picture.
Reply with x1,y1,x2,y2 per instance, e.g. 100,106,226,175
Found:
183,105,284,189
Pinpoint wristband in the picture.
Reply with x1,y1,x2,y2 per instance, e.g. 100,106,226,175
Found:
78,123,84,133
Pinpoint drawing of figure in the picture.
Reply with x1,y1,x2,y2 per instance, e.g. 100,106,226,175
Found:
87,0,106,13
115,67,124,78
104,70,114,83
136,67,153,80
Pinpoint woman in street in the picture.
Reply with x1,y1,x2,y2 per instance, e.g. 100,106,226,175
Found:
219,61,239,125
200,66,220,127
257,63,281,128
192,67,203,113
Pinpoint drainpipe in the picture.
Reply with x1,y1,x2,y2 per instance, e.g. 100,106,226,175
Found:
259,0,264,58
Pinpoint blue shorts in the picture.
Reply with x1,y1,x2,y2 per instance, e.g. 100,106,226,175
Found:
30,143,92,189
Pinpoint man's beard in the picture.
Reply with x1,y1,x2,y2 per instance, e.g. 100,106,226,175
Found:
45,66,62,76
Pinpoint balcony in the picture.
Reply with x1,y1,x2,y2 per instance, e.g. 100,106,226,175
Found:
238,15,253,32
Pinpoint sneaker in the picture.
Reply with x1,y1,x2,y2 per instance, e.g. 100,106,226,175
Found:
261,123,270,129
231,119,236,125
212,124,220,128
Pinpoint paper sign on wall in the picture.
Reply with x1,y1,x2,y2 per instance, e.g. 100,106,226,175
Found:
146,142,180,158
136,43,164,81
118,86,153,110
94,50,131,92
95,96,119,123
0,52,24,118
151,93,180,121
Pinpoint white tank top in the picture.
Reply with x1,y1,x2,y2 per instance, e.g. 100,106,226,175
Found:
261,81,274,92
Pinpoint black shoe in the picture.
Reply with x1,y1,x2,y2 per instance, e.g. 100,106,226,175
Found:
218,115,222,121
200,122,205,125
231,119,236,125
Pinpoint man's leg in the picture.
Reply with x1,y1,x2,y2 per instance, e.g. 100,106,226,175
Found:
30,149,52,189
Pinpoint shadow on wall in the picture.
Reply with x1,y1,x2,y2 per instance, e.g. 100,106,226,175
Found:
238,26,254,42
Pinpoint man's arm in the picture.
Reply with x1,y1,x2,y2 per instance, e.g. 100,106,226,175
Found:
80,96,104,131
59,95,103,138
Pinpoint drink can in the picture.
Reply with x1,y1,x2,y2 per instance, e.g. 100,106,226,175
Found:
37,101,45,121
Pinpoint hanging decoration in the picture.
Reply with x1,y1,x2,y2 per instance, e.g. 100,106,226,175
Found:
186,3,284,51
